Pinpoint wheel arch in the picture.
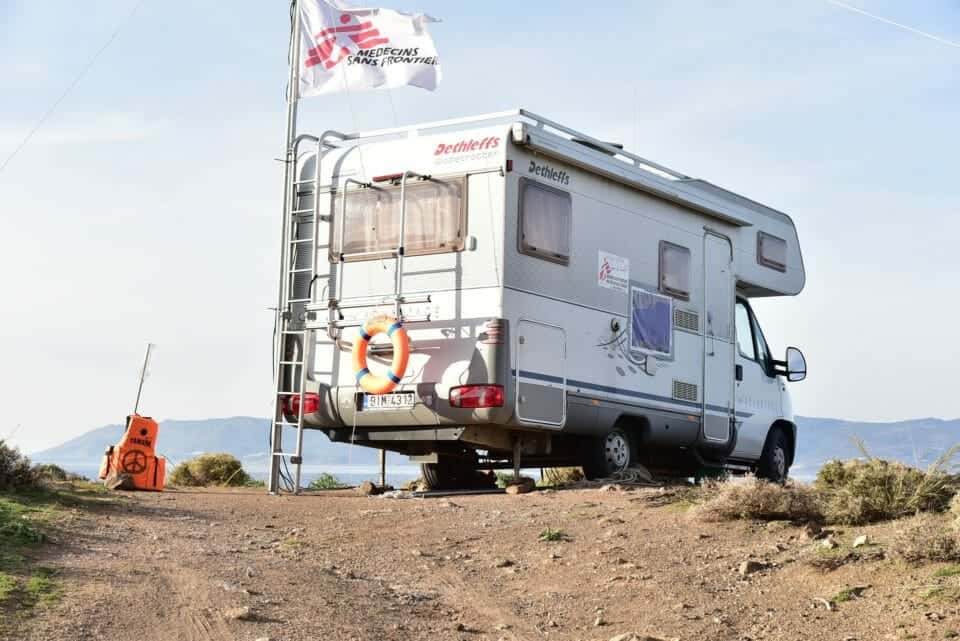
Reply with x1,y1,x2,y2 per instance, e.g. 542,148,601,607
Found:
767,418,797,468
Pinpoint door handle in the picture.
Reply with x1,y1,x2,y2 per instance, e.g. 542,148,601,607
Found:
735,364,743,381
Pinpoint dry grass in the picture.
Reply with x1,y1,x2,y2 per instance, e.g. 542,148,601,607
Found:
890,514,960,564
692,479,823,524
814,448,960,526
541,467,584,486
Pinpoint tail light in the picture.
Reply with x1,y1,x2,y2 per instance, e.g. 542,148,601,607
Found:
449,385,504,409
283,393,320,416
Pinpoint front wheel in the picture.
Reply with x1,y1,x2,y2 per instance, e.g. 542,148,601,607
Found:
582,428,635,480
757,428,790,484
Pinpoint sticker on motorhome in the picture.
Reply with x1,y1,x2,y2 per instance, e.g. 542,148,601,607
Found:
598,251,629,293
528,161,570,185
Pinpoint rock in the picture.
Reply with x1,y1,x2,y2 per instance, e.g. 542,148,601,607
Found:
738,560,767,576
852,535,870,548
821,537,839,550
244,566,256,578
594,615,607,627
223,606,256,621
801,521,823,540
609,635,679,641
104,472,136,491
494,559,514,568
355,481,381,496
505,478,536,494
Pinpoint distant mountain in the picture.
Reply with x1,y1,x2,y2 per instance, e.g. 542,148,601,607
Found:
30,415,960,479
29,416,383,470
793,416,960,479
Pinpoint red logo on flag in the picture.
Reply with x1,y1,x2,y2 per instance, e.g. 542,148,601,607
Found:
305,12,390,70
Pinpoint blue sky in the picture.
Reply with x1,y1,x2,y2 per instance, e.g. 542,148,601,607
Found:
1,1,958,451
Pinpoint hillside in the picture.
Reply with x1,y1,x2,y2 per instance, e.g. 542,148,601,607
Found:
29,415,960,477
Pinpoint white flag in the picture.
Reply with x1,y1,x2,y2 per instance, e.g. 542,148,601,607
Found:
297,0,442,97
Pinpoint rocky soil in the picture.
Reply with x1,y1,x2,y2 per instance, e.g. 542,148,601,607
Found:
10,485,960,641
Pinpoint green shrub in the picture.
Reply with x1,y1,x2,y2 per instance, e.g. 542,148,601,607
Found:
693,479,823,523
308,473,349,489
168,454,251,487
0,440,36,491
815,455,959,525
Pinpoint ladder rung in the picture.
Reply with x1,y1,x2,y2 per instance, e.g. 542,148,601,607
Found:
290,238,313,244
291,209,317,215
287,298,311,303
278,360,303,365
288,268,312,274
280,330,307,335
276,391,301,396
293,179,317,186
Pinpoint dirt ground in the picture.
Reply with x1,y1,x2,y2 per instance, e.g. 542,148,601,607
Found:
10,485,960,641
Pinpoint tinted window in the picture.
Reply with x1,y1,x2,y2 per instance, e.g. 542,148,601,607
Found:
519,179,572,264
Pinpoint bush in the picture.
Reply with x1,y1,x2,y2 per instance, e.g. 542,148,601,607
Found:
308,473,349,490
693,479,823,523
891,514,960,564
168,454,251,487
542,467,584,486
814,456,959,526
0,440,37,491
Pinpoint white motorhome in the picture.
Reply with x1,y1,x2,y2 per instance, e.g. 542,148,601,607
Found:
268,110,807,492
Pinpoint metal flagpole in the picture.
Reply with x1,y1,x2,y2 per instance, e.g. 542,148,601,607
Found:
270,0,303,494
133,343,154,416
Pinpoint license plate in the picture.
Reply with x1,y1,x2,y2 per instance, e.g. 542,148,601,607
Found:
362,392,415,410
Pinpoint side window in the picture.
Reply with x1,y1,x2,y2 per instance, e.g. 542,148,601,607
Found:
659,241,691,300
751,309,772,370
757,231,787,272
735,301,756,361
519,178,571,264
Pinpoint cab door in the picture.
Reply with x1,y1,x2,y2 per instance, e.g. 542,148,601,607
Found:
702,232,735,444
731,299,783,459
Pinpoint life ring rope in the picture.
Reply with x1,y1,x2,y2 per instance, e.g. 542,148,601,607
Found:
352,316,410,395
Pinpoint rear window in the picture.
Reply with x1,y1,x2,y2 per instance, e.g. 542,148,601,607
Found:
331,177,465,262
519,178,572,265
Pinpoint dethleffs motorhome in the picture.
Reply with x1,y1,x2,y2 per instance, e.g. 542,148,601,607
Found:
268,109,808,492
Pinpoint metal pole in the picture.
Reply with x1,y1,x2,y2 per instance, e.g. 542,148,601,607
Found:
378,449,386,488
269,0,302,495
133,343,154,416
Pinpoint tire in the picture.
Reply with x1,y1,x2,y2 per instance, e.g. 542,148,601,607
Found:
757,428,790,484
582,428,635,480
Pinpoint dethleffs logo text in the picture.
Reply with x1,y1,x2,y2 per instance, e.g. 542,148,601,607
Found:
434,137,501,156
529,160,570,185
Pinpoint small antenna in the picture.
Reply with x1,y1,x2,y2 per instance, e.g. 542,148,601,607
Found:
133,343,155,416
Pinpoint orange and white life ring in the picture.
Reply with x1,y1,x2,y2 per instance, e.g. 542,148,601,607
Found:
352,316,410,395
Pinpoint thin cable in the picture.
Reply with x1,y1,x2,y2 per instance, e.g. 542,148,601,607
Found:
0,0,148,175
824,0,960,49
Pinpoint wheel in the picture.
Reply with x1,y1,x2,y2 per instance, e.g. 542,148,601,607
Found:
582,428,635,480
757,428,790,484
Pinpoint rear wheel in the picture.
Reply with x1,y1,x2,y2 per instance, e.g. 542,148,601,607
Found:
757,428,790,484
582,428,635,480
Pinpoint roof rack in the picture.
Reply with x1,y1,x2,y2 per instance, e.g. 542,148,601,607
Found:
321,108,690,182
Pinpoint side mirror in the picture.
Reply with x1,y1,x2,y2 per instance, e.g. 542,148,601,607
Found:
786,346,807,382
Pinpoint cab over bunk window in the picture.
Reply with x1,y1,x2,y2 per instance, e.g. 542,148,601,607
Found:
331,177,465,262
659,241,691,300
757,231,787,272
519,178,571,265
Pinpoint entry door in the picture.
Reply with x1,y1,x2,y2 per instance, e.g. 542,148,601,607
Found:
702,233,735,442
515,319,566,428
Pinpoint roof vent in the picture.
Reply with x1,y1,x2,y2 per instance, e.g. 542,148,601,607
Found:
572,138,624,157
